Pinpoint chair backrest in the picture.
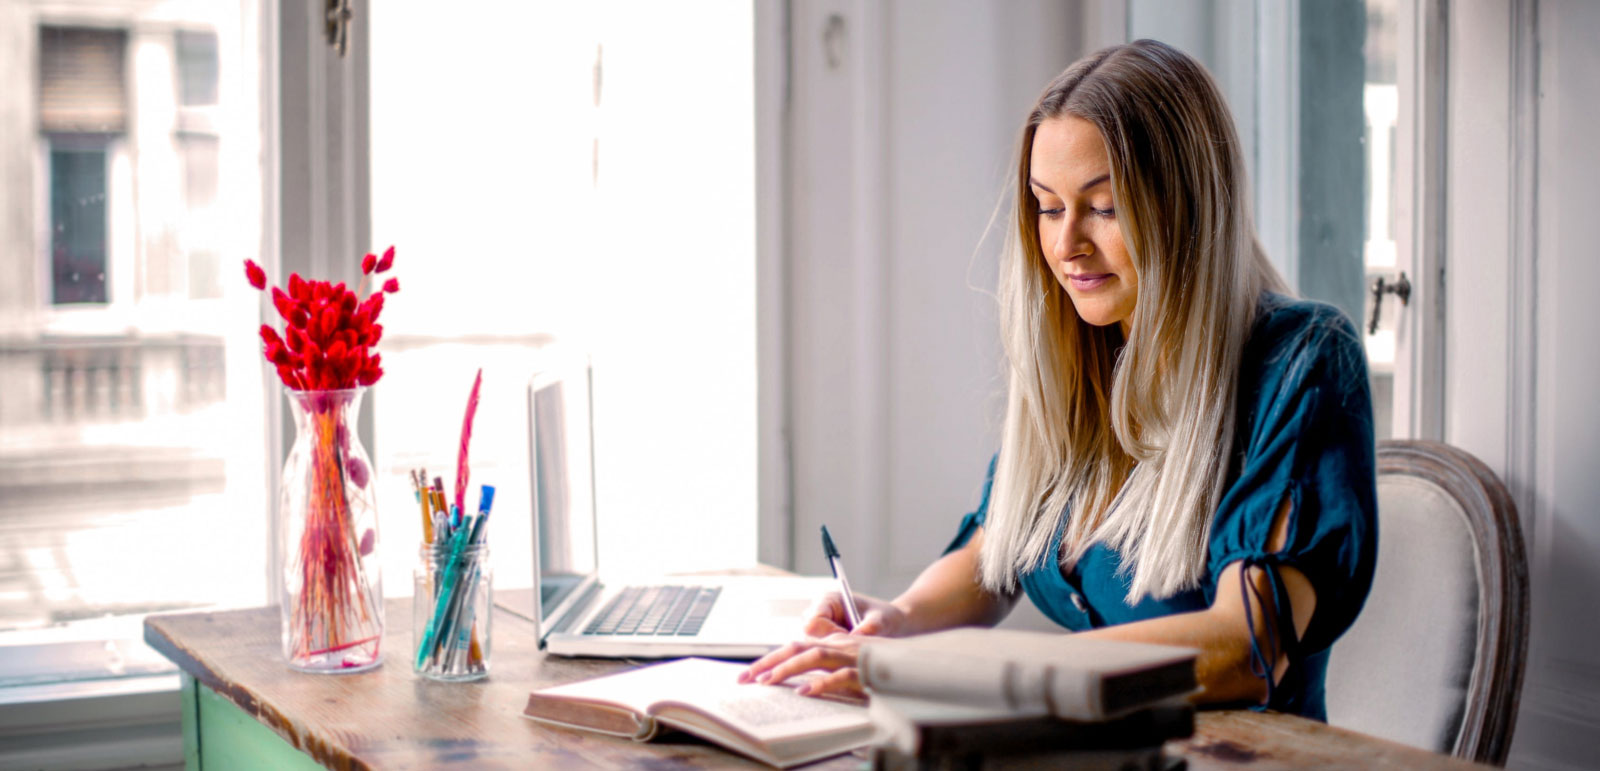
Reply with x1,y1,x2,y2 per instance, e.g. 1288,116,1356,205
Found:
1325,440,1529,765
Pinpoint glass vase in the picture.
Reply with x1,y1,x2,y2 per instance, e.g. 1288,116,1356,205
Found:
279,387,383,672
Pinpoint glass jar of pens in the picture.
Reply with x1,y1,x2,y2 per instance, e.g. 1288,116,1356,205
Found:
413,482,495,681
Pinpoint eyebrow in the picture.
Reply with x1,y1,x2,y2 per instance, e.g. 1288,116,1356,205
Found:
1029,173,1111,195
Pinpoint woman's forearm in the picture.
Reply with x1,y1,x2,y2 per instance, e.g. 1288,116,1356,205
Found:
890,531,1015,635
1077,561,1316,706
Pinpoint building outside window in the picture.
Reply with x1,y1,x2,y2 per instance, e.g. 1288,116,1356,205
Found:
0,0,267,690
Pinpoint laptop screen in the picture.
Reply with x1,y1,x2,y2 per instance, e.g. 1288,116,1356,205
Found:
530,369,598,631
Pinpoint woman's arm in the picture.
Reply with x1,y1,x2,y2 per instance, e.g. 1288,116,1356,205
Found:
748,499,1316,704
889,528,1017,634
1085,495,1317,705
1082,559,1316,705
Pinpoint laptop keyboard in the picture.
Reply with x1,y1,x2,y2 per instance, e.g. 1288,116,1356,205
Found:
582,585,722,637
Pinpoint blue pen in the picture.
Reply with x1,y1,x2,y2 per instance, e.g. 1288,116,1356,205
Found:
468,485,495,545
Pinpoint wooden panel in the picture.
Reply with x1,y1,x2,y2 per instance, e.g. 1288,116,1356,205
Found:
147,601,1492,770
181,674,200,770
196,681,324,771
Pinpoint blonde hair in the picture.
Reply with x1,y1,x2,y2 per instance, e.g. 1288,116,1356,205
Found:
979,40,1290,602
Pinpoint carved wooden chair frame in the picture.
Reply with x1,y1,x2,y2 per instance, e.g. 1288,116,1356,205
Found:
1376,439,1530,765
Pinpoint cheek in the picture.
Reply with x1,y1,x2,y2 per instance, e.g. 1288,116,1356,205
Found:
1036,220,1058,253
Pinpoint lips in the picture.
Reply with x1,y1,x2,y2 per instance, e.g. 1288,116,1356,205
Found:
1068,273,1113,290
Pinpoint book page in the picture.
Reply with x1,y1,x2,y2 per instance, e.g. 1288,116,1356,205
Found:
645,659,869,741
532,658,868,739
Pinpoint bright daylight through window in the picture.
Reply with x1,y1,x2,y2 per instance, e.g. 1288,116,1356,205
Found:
0,0,268,688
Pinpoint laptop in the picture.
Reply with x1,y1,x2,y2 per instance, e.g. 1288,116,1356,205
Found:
522,363,836,659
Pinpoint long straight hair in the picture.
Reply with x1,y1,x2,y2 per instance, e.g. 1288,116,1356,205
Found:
979,40,1290,602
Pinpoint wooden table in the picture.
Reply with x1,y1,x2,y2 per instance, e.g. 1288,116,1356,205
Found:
145,601,1489,770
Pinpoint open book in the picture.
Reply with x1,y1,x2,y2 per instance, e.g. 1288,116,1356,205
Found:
859,628,1198,721
522,657,876,768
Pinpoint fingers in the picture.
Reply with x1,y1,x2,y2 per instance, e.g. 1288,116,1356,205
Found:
797,667,866,700
803,592,851,631
854,610,886,636
740,641,801,684
804,615,849,638
738,636,859,686
761,643,857,687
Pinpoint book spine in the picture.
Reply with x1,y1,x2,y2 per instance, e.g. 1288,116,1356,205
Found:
860,646,1105,719
1040,662,1101,720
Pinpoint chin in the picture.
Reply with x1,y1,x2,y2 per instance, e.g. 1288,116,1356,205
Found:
1066,300,1119,328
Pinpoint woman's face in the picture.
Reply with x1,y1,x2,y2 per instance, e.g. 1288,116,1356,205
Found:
1029,116,1137,335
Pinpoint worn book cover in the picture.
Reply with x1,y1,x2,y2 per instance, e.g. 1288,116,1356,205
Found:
870,694,1194,757
859,628,1198,720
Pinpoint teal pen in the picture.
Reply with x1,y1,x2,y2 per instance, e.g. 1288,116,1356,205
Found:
416,522,473,668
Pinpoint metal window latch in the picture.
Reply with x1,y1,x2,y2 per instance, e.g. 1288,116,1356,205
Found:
326,0,353,58
1368,271,1412,335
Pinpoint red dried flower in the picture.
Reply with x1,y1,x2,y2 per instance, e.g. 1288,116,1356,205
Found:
244,260,267,290
245,245,399,390
271,288,296,321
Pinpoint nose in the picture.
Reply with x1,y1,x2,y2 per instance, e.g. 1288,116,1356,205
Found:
1048,214,1092,262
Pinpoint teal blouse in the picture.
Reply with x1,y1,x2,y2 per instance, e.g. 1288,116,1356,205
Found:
945,294,1378,721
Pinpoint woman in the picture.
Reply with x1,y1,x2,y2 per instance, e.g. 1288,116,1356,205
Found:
741,39,1376,721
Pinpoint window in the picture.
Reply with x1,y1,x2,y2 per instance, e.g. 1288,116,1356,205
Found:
175,29,218,107
1,4,268,690
1361,0,1402,439
367,1,761,596
48,141,110,305
1130,0,1421,441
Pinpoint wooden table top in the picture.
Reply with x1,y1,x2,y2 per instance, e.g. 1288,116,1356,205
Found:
145,600,1489,770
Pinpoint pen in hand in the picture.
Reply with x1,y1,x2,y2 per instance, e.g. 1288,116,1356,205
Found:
820,525,863,631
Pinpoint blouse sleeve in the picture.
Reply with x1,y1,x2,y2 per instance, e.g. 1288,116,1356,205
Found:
1207,305,1379,669
943,453,999,554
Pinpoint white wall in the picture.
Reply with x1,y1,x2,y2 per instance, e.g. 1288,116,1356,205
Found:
780,0,1079,633
1508,2,1600,767
1438,1,1600,768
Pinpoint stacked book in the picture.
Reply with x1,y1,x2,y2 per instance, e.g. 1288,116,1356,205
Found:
859,628,1198,770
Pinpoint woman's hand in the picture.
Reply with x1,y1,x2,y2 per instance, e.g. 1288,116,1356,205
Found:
799,590,909,638
738,591,909,700
739,632,869,699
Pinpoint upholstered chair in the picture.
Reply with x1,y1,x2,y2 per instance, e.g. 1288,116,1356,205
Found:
1325,440,1529,765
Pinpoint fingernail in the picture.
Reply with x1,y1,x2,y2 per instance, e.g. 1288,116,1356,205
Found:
757,672,771,684
796,684,812,696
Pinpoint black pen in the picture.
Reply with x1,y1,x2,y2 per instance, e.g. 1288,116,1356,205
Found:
820,525,863,630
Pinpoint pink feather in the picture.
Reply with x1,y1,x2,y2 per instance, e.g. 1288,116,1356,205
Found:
454,369,483,516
